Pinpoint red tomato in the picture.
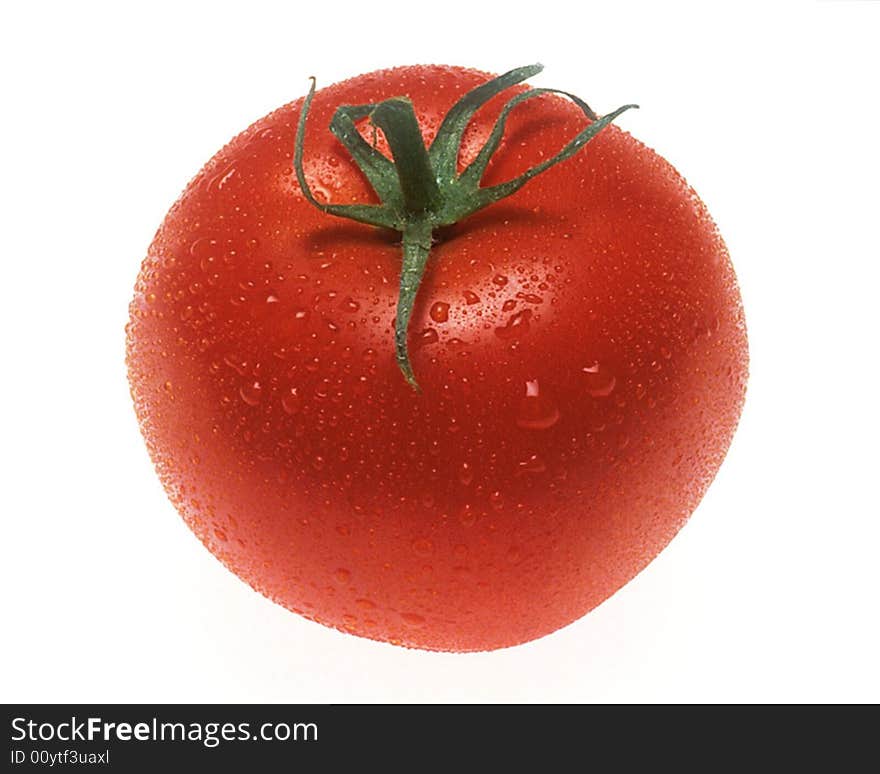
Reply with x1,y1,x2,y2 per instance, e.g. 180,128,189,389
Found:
126,65,747,651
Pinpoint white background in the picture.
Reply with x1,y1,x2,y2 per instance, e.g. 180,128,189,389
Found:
2,1,878,703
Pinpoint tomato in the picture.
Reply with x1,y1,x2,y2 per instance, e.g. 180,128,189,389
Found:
126,64,748,651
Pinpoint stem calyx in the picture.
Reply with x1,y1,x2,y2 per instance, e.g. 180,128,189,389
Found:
294,64,637,389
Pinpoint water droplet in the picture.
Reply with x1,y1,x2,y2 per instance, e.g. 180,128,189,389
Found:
312,183,332,203
458,504,477,527
400,612,425,627
223,353,249,376
492,274,509,286
517,454,547,475
281,387,301,415
333,568,351,584
239,381,263,406
215,166,236,190
429,301,450,323
266,294,280,304
463,290,480,305
412,538,433,557
502,299,517,312
458,461,474,486
495,309,532,340
582,362,617,397
516,379,560,430
189,236,219,259
213,527,228,542
489,491,504,511
342,297,360,313
415,328,439,347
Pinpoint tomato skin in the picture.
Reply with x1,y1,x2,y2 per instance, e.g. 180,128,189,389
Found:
126,65,747,651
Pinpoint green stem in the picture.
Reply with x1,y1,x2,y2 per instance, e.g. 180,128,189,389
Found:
395,220,434,390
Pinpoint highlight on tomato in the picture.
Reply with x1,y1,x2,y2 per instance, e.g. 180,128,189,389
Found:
126,64,748,651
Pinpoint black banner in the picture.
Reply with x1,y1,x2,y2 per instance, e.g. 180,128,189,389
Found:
2,704,869,769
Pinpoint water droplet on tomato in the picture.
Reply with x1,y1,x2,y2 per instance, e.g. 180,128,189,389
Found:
189,236,218,259
458,504,477,527
200,254,218,273
224,353,249,376
582,362,617,397
412,538,433,557
239,381,263,406
492,274,509,287
458,461,474,486
429,301,449,323
516,379,560,430
312,183,332,203
400,612,425,627
517,454,547,475
463,290,480,305
415,328,439,347
281,387,301,415
333,568,351,584
495,309,532,340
